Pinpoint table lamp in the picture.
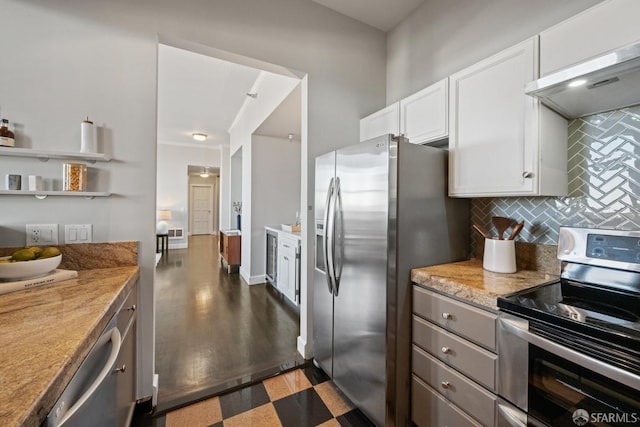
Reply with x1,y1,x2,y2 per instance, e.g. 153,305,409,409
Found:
157,209,172,234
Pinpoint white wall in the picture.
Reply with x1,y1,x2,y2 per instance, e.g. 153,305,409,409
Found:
157,143,221,248
218,145,231,231
386,0,604,104
229,71,301,285
0,0,386,397
230,148,243,230
250,135,301,281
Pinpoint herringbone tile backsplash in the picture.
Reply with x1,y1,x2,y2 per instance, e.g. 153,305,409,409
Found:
471,105,640,245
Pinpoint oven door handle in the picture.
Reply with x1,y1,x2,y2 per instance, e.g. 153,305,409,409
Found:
497,401,527,427
501,316,640,392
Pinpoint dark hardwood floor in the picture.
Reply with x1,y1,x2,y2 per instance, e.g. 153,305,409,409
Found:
153,235,303,413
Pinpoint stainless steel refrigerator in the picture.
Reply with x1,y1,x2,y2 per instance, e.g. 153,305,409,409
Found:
313,134,469,426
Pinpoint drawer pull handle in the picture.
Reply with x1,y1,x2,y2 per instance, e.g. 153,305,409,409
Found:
441,346,451,354
442,312,452,320
441,381,450,389
114,364,126,373
126,305,136,312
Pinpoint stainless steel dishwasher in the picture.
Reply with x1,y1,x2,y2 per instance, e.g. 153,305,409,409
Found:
46,313,123,426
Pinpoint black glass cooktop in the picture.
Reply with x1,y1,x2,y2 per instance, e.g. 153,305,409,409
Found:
498,279,640,354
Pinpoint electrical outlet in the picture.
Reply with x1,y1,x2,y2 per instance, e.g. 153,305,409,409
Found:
65,224,93,244
26,224,59,246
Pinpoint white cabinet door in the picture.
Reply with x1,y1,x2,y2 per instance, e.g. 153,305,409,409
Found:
360,102,400,142
540,0,640,75
277,236,298,304
400,78,448,144
449,37,567,197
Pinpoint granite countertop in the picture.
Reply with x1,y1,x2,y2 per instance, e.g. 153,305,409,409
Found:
411,259,557,310
0,266,139,427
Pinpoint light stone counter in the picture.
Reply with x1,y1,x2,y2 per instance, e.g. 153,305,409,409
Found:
411,259,557,311
265,225,301,240
0,266,139,427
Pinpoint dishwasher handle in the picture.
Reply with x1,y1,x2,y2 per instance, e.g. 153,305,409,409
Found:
56,327,122,426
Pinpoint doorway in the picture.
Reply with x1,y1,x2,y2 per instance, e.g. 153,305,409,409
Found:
188,168,219,236
155,42,306,412
190,184,213,235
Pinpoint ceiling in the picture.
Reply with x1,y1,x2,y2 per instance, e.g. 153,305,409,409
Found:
157,0,415,153
312,0,425,32
157,44,301,152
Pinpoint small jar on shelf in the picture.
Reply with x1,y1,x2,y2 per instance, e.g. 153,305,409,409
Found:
63,162,87,191
0,119,15,147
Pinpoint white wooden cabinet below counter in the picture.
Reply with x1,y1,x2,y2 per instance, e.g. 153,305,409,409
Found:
264,226,300,305
448,36,568,197
540,0,640,76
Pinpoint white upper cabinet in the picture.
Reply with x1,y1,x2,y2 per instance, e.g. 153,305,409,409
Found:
399,78,448,144
448,37,568,197
359,102,400,142
360,78,449,144
540,0,640,75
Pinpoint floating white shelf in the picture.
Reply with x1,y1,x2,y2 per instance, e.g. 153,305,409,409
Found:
0,146,110,163
0,190,111,199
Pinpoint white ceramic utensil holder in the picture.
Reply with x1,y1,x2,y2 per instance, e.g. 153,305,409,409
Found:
483,238,516,273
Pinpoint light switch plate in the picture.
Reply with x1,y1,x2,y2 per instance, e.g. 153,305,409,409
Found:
26,224,59,246
65,224,93,244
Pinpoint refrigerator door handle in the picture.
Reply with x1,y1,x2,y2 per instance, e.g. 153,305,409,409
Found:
322,177,335,294
332,177,342,296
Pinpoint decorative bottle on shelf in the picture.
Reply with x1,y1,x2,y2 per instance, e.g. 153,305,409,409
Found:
0,119,15,147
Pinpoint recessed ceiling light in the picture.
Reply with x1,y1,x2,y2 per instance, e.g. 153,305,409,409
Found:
192,132,208,141
200,167,210,178
568,79,587,88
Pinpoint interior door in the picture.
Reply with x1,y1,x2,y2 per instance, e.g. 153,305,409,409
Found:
191,185,213,235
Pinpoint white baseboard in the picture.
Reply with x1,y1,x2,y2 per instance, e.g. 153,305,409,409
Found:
168,243,188,249
297,336,311,359
239,268,267,285
152,373,159,407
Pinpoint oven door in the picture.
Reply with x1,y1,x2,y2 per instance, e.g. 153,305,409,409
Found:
498,313,640,427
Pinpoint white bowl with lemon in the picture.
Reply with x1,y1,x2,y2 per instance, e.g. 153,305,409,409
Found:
0,247,62,281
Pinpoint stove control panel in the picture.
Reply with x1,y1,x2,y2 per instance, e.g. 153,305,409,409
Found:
558,227,640,271
587,234,640,263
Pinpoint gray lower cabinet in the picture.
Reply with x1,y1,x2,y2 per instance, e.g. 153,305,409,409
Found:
412,285,498,427
116,286,137,427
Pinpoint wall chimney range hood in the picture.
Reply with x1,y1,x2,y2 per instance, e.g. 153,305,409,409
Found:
526,41,640,119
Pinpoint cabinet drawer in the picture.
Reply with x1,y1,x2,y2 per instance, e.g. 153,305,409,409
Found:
117,286,137,336
413,286,497,350
413,345,496,427
413,315,497,391
412,375,481,427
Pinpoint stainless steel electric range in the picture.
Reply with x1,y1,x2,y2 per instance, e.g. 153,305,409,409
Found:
497,227,640,427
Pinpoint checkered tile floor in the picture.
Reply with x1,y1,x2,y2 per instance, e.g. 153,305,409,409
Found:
164,365,374,427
